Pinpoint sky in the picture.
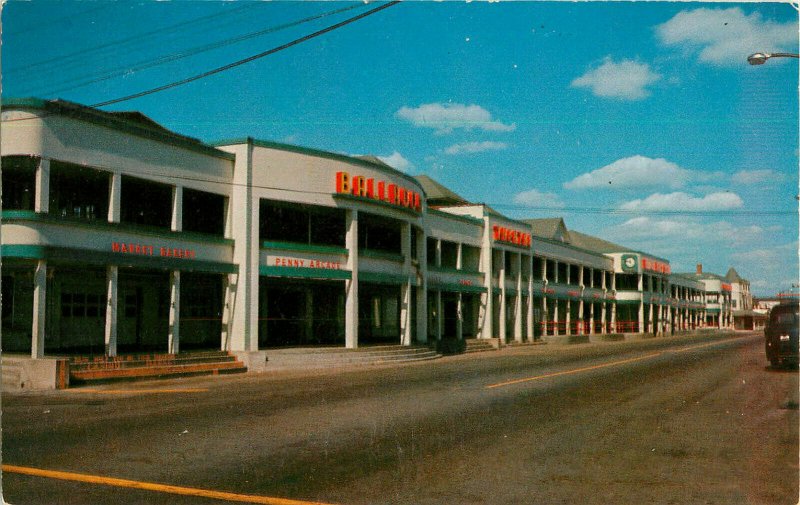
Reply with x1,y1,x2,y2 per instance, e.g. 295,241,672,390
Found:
2,1,798,296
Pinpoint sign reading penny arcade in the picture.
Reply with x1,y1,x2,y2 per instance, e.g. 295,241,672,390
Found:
335,171,422,212
492,225,531,248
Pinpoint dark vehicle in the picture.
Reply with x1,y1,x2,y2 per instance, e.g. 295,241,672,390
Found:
765,300,800,367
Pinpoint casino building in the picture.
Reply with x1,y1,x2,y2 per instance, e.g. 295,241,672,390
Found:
1,99,736,375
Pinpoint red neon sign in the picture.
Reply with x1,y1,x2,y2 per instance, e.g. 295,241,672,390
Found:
641,257,671,274
335,171,421,211
492,225,531,247
111,242,196,259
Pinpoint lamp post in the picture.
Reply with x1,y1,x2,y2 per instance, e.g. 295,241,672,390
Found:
747,52,800,65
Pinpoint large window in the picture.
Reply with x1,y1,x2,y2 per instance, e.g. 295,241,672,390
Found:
260,200,345,247
121,175,172,228
358,213,400,254
183,188,226,236
2,156,37,211
441,241,458,269
50,162,110,220
615,273,639,291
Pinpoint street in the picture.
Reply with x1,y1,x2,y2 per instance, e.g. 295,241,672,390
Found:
2,331,797,505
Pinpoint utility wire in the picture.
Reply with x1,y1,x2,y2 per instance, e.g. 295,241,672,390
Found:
91,1,401,108
23,3,367,98
5,3,261,75
3,3,117,37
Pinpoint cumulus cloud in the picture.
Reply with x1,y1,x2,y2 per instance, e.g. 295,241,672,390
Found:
444,141,509,155
571,58,661,100
731,169,786,185
620,191,743,212
396,103,516,134
512,188,565,208
610,216,764,245
656,7,798,66
564,155,694,190
377,151,413,172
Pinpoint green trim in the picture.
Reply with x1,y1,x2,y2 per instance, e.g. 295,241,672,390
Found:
211,137,423,189
426,207,483,226
3,98,235,161
705,308,721,314
427,264,481,275
614,299,642,306
260,265,351,280
359,271,416,286
2,211,234,245
261,240,347,256
430,282,487,294
1,244,237,274
333,193,422,216
360,249,405,262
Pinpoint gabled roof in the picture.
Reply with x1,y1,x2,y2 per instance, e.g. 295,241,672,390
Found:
522,218,571,243
413,175,470,206
725,267,744,283
569,231,629,254
355,155,393,169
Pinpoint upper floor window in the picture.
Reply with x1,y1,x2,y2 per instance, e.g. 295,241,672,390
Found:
441,241,458,269
50,162,110,220
183,188,226,237
1,156,36,211
358,213,400,254
121,175,171,229
615,273,638,291
260,199,345,248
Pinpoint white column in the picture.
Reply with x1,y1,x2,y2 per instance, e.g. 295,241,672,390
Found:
108,172,122,223
31,260,48,359
514,253,523,343
498,250,506,343
35,158,50,213
400,223,412,346
611,302,617,333
566,299,572,335
168,271,181,354
601,302,607,334
435,239,442,340
480,230,493,340
456,243,463,340
527,255,534,341
588,302,594,335
104,266,119,357
172,186,183,232
345,209,359,349
416,228,428,344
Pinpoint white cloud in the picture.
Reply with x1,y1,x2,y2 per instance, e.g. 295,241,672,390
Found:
732,169,786,185
571,58,661,100
444,141,509,155
396,103,516,134
512,188,565,208
609,216,765,246
564,155,694,190
620,191,743,212
656,7,798,66
377,151,413,172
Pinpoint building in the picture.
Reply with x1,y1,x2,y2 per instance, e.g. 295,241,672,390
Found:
675,264,734,329
1,98,745,379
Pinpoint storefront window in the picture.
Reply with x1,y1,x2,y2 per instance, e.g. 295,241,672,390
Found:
1,156,37,211
358,213,400,254
615,273,639,291
427,238,438,266
183,188,225,236
121,175,172,228
49,162,110,220
533,257,544,279
441,241,458,269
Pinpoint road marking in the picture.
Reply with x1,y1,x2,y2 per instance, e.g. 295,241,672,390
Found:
2,464,338,505
486,335,753,389
64,388,209,394
485,352,664,389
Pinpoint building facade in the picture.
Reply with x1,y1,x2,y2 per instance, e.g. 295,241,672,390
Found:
1,99,741,362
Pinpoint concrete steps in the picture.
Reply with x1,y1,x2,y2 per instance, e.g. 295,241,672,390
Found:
69,351,247,385
463,338,499,354
265,345,441,370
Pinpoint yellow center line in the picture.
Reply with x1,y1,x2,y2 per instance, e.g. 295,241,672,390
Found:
485,352,664,389
2,464,338,505
64,388,209,394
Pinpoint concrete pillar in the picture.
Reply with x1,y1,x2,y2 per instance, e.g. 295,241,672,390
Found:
104,266,119,357
456,243,463,341
415,228,428,344
172,186,183,232
601,302,607,334
35,158,50,213
527,255,534,341
499,250,506,343
611,302,617,333
400,223,412,346
588,302,594,335
168,271,181,354
108,172,121,223
31,260,48,359
553,299,560,335
345,210,359,349
566,299,572,335
514,253,523,343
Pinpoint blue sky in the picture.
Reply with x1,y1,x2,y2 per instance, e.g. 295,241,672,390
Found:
3,1,798,295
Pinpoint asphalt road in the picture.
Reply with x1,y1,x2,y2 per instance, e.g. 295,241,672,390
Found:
2,331,797,505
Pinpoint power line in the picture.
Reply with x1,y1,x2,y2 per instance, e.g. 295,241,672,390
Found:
91,1,402,109
23,3,367,98
3,3,117,37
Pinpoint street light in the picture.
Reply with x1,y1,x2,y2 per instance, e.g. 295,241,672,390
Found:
747,52,800,65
